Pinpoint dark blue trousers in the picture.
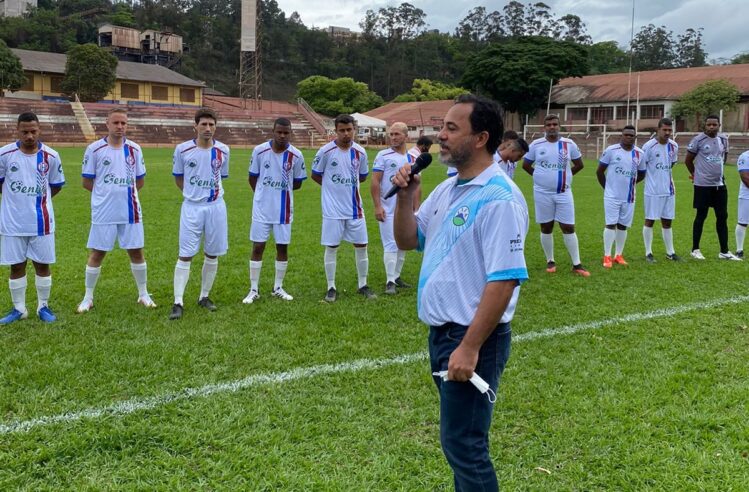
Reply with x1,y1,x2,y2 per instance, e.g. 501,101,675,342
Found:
429,322,512,492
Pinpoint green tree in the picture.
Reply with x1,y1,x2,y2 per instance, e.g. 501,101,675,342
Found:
732,52,749,64
674,28,706,68
296,76,383,116
631,24,675,70
671,79,740,128
0,39,27,95
588,41,629,74
462,36,588,120
61,43,117,101
393,79,467,102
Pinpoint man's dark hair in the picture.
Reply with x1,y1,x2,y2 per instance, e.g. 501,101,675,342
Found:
334,114,355,128
274,117,291,128
17,112,39,125
513,138,529,153
623,124,636,132
544,114,560,123
194,107,218,124
657,117,673,128
705,114,720,122
454,93,504,155
416,135,432,146
502,130,519,141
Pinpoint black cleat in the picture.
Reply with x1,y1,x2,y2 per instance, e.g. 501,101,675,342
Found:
665,253,682,262
737,250,744,259
198,297,217,311
394,277,411,288
384,281,397,295
358,285,377,299
645,253,656,263
324,287,337,303
169,303,183,320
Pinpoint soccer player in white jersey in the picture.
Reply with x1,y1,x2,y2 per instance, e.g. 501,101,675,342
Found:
640,118,681,263
243,117,306,304
392,94,528,491
312,114,375,302
446,130,521,178
596,126,646,268
408,135,432,161
76,108,155,313
169,108,230,320
734,150,749,258
522,114,589,276
371,122,419,294
0,112,65,324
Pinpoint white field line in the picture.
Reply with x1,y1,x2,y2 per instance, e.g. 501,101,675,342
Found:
1,295,746,435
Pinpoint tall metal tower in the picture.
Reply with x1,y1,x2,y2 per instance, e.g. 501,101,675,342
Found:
239,0,261,109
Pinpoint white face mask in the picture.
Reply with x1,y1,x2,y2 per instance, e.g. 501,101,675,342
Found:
432,371,497,403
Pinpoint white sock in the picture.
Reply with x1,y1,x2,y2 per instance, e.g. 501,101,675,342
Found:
250,260,262,292
663,227,675,255
615,229,628,256
395,250,406,278
384,251,398,283
603,228,616,257
324,246,338,290
84,265,101,301
130,262,148,297
540,233,554,262
200,257,219,299
643,226,653,255
274,261,287,290
35,274,51,312
736,224,747,252
9,276,27,313
173,260,191,306
355,246,369,289
563,233,581,266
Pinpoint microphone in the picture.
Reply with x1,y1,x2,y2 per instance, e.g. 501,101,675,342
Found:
383,153,432,199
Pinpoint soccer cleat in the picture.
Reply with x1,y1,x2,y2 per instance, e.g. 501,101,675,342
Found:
168,303,183,320
242,290,260,304
76,298,94,314
272,287,293,301
358,285,377,299
198,297,217,311
602,256,613,268
718,251,742,261
737,250,744,259
645,253,656,264
545,260,557,273
137,294,157,308
613,255,628,266
572,264,590,277
665,253,682,262
384,281,397,295
690,249,705,260
324,287,337,303
394,277,411,288
0,308,28,325
37,306,57,323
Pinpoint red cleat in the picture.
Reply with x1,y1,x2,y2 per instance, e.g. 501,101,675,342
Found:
572,264,591,277
602,256,613,268
613,255,628,266
546,260,557,273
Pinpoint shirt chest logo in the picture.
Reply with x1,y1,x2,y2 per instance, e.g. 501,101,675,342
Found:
453,206,469,227
9,163,18,173
187,160,198,168
102,159,111,166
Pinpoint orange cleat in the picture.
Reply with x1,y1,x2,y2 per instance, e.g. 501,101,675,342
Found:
546,260,556,273
602,256,613,268
613,255,628,266
572,264,591,277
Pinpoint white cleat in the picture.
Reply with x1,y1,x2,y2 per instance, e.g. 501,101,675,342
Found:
690,249,705,260
137,294,158,308
242,290,260,304
272,287,293,301
76,298,94,314
718,251,742,261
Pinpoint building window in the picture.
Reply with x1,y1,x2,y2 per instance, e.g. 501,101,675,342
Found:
590,107,613,124
180,87,195,102
121,83,139,99
616,105,635,120
21,72,35,91
50,76,64,93
151,85,168,101
567,107,588,121
639,104,664,119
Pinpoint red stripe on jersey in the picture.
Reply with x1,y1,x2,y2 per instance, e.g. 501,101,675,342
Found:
0,148,18,156
180,145,197,154
92,143,109,153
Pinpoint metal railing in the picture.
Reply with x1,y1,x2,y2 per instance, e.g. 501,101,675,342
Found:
296,98,329,141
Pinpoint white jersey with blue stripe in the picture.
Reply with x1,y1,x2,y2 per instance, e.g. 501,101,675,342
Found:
599,143,643,203
249,141,306,224
738,150,749,200
415,163,529,327
82,138,146,225
640,138,678,197
312,141,369,220
373,148,414,215
173,139,230,203
0,141,65,236
524,137,581,194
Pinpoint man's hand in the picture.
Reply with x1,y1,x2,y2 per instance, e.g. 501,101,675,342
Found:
447,343,479,382
392,163,421,197
374,205,386,222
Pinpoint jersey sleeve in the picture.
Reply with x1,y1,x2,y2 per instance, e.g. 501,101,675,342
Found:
49,153,65,187
359,150,369,176
637,151,647,172
738,153,749,172
569,141,582,160
415,188,440,252
372,153,385,173
523,144,536,164
686,135,700,154
312,148,326,176
671,142,679,165
221,147,229,178
599,147,611,166
82,145,96,178
293,152,306,181
480,201,528,284
0,154,6,184
249,147,261,177
172,146,184,176
136,148,146,179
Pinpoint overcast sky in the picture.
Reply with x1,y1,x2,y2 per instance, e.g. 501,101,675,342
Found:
275,0,749,61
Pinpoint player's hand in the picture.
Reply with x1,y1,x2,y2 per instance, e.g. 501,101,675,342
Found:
447,343,478,382
374,206,386,222
392,164,421,196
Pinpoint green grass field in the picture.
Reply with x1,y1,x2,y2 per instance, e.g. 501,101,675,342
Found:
1,145,748,490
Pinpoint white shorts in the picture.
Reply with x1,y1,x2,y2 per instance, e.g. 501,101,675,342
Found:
87,223,144,251
378,214,397,253
604,198,635,227
738,198,749,225
0,234,55,265
644,195,675,221
179,199,228,257
534,190,575,225
250,221,291,244
321,218,368,246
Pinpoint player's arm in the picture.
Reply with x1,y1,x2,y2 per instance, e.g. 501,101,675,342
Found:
522,159,534,176
740,171,749,188
636,170,646,183
249,175,258,191
50,185,63,197
596,164,607,189
136,176,144,191
174,175,184,191
370,170,385,222
685,152,696,177
82,177,94,192
413,184,421,212
393,164,421,250
571,157,584,175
